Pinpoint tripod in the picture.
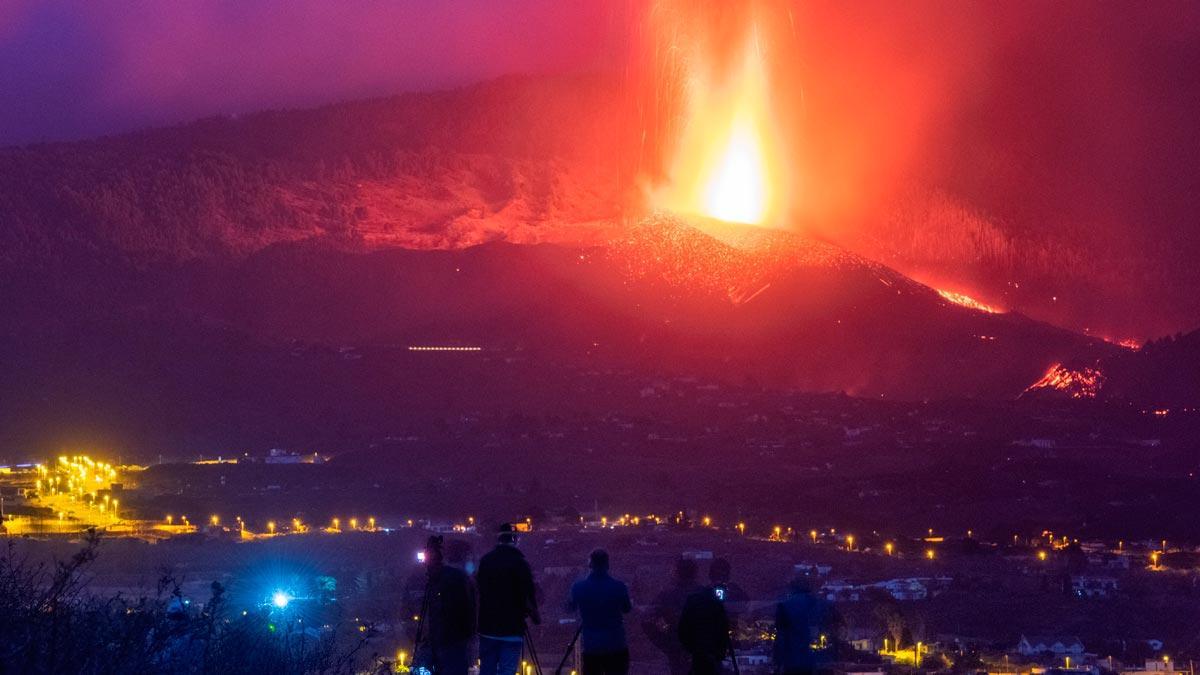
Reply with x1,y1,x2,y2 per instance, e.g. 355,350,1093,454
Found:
523,623,545,675
725,640,741,675
554,625,583,675
410,577,434,670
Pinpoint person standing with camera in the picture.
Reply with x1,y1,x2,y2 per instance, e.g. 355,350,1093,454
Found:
415,535,476,675
678,579,732,675
476,523,541,675
568,549,633,675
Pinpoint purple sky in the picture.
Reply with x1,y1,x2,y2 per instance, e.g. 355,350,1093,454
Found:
0,0,629,146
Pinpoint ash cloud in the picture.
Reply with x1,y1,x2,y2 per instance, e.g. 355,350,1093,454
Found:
0,0,629,146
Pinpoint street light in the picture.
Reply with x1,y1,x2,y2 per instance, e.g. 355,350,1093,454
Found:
884,542,894,555
267,521,276,534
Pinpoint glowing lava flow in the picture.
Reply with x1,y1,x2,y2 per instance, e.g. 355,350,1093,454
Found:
1024,363,1105,399
936,289,1002,314
652,28,781,227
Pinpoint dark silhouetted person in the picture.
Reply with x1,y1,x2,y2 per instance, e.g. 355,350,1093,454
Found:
416,535,475,675
708,557,748,642
678,580,730,674
569,549,633,675
476,523,540,675
774,575,834,675
643,558,702,675
708,558,748,603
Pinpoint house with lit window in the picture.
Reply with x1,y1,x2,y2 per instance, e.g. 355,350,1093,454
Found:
1016,635,1085,656
1070,575,1118,598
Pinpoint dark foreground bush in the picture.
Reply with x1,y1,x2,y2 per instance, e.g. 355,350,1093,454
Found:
0,531,372,674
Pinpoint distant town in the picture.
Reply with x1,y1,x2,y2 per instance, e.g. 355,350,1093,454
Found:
3,444,1198,674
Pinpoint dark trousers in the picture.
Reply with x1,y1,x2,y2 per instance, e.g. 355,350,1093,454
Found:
419,639,471,675
688,653,724,675
582,648,630,675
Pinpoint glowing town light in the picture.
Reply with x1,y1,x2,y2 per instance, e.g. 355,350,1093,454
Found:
416,550,427,564
210,515,219,526
884,542,894,555
267,521,276,534
271,591,291,609
925,549,936,560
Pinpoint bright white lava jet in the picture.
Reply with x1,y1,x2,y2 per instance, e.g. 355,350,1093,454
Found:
703,111,769,224
652,24,782,227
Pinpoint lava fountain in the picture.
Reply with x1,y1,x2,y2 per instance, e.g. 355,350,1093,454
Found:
650,24,785,228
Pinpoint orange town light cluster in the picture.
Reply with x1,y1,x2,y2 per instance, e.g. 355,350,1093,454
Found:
407,346,482,352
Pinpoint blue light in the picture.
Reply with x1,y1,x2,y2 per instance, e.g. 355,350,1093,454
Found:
271,591,291,609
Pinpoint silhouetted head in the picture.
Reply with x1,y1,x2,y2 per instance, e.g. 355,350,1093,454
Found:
425,535,445,566
589,548,610,573
675,557,698,584
710,558,732,585
497,523,518,545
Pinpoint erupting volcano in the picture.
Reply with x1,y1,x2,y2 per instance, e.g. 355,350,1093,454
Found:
651,25,783,228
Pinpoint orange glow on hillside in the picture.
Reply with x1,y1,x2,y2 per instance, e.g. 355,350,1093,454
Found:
652,27,783,226
936,289,1002,314
1025,363,1105,399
